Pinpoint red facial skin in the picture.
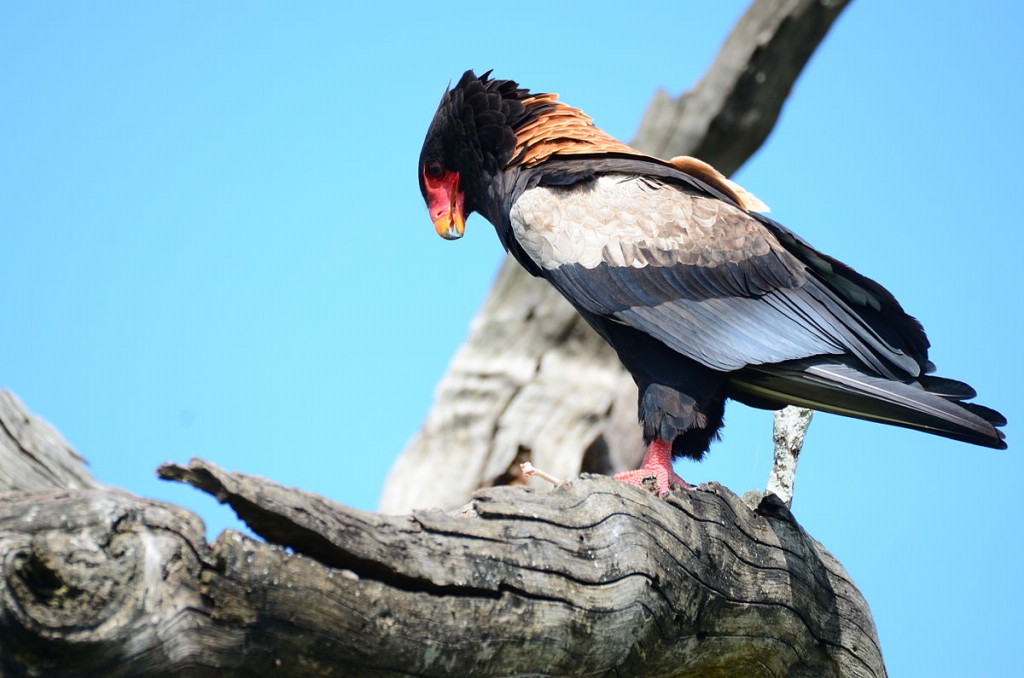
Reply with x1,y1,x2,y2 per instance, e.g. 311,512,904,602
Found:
423,167,465,240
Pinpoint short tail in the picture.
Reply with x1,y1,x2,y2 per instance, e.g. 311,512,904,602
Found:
729,358,1007,449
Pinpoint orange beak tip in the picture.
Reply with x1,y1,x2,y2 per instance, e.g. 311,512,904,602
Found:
432,209,465,240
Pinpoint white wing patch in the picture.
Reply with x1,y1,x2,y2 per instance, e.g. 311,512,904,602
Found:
509,174,771,270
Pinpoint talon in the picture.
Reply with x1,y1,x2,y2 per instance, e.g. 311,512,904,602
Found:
613,439,690,496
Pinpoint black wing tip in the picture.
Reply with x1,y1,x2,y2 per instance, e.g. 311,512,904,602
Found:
735,359,1008,450
956,420,1007,449
967,428,1007,450
959,402,1008,429
920,377,1008,448
919,374,977,400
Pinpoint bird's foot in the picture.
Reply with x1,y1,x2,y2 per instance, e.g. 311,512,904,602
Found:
613,439,691,496
613,467,691,496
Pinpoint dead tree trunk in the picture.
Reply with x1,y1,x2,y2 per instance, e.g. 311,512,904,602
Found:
381,0,849,513
0,1,887,675
0,391,883,676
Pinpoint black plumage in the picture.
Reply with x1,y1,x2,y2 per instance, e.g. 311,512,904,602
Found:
418,70,1006,494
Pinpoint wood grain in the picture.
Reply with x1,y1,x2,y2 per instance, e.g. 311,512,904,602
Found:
0,391,99,493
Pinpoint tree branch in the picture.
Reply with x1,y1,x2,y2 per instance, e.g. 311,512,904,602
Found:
0,391,100,493
768,407,815,507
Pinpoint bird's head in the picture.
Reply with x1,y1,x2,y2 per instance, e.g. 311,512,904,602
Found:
418,70,536,240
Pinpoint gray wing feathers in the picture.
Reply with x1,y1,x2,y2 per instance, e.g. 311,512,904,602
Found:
515,174,921,379
619,294,843,371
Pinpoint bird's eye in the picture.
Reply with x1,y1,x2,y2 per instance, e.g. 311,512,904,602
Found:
425,161,444,179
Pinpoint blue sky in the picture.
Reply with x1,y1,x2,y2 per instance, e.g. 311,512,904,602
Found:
2,2,1021,675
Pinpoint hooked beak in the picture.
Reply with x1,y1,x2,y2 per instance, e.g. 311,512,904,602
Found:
431,193,465,240
424,169,466,240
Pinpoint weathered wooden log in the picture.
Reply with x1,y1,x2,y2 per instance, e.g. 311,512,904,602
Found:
0,453,885,676
0,392,883,675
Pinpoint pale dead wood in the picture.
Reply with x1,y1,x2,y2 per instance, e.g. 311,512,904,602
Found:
768,407,816,507
0,390,100,493
634,0,851,177
382,0,849,513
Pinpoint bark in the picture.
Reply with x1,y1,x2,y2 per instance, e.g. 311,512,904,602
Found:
381,0,849,513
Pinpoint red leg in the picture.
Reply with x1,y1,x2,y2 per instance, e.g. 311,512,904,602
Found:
613,438,691,496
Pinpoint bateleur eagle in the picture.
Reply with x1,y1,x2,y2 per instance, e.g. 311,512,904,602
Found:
418,70,1007,495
